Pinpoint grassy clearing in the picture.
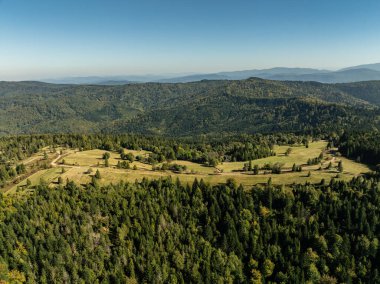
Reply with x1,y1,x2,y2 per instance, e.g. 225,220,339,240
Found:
6,167,63,195
338,157,371,176
160,160,217,174
59,166,361,189
62,149,150,167
62,149,117,167
218,141,327,172
4,141,372,194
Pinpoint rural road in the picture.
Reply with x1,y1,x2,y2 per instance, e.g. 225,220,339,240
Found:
50,154,62,167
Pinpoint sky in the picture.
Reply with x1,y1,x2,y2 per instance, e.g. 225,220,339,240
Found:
1,0,380,80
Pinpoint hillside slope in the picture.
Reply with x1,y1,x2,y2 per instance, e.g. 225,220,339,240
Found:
335,81,380,106
0,78,379,135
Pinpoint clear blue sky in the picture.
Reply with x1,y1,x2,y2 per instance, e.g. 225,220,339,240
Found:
1,0,380,80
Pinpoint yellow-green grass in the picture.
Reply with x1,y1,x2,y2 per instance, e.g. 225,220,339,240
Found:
128,161,152,170
62,149,218,173
218,141,327,172
122,148,151,157
335,157,371,176
62,149,116,167
60,142,331,175
6,167,63,195
6,165,367,194
21,155,43,165
4,141,373,195
57,163,363,189
159,160,217,174
60,167,91,185
18,149,59,166
62,149,150,167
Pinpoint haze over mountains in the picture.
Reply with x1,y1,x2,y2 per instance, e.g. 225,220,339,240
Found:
2,62,380,136
41,63,380,85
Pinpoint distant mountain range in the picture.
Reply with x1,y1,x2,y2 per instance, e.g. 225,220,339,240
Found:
41,63,380,85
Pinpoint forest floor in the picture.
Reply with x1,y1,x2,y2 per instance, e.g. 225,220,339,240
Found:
4,141,371,195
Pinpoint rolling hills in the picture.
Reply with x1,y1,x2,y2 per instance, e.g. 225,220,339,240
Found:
0,78,380,136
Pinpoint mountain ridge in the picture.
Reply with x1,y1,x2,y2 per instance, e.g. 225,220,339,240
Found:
0,78,379,136
39,63,380,84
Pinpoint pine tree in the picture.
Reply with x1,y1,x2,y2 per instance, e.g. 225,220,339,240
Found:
253,165,259,175
292,163,297,172
95,169,101,179
248,160,253,171
338,161,343,172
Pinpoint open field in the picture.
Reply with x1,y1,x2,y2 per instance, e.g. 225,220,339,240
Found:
1,149,62,195
62,149,151,170
6,167,62,195
163,160,218,174
5,141,372,195
217,141,327,172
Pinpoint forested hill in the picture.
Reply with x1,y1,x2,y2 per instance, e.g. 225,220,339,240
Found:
0,78,380,136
